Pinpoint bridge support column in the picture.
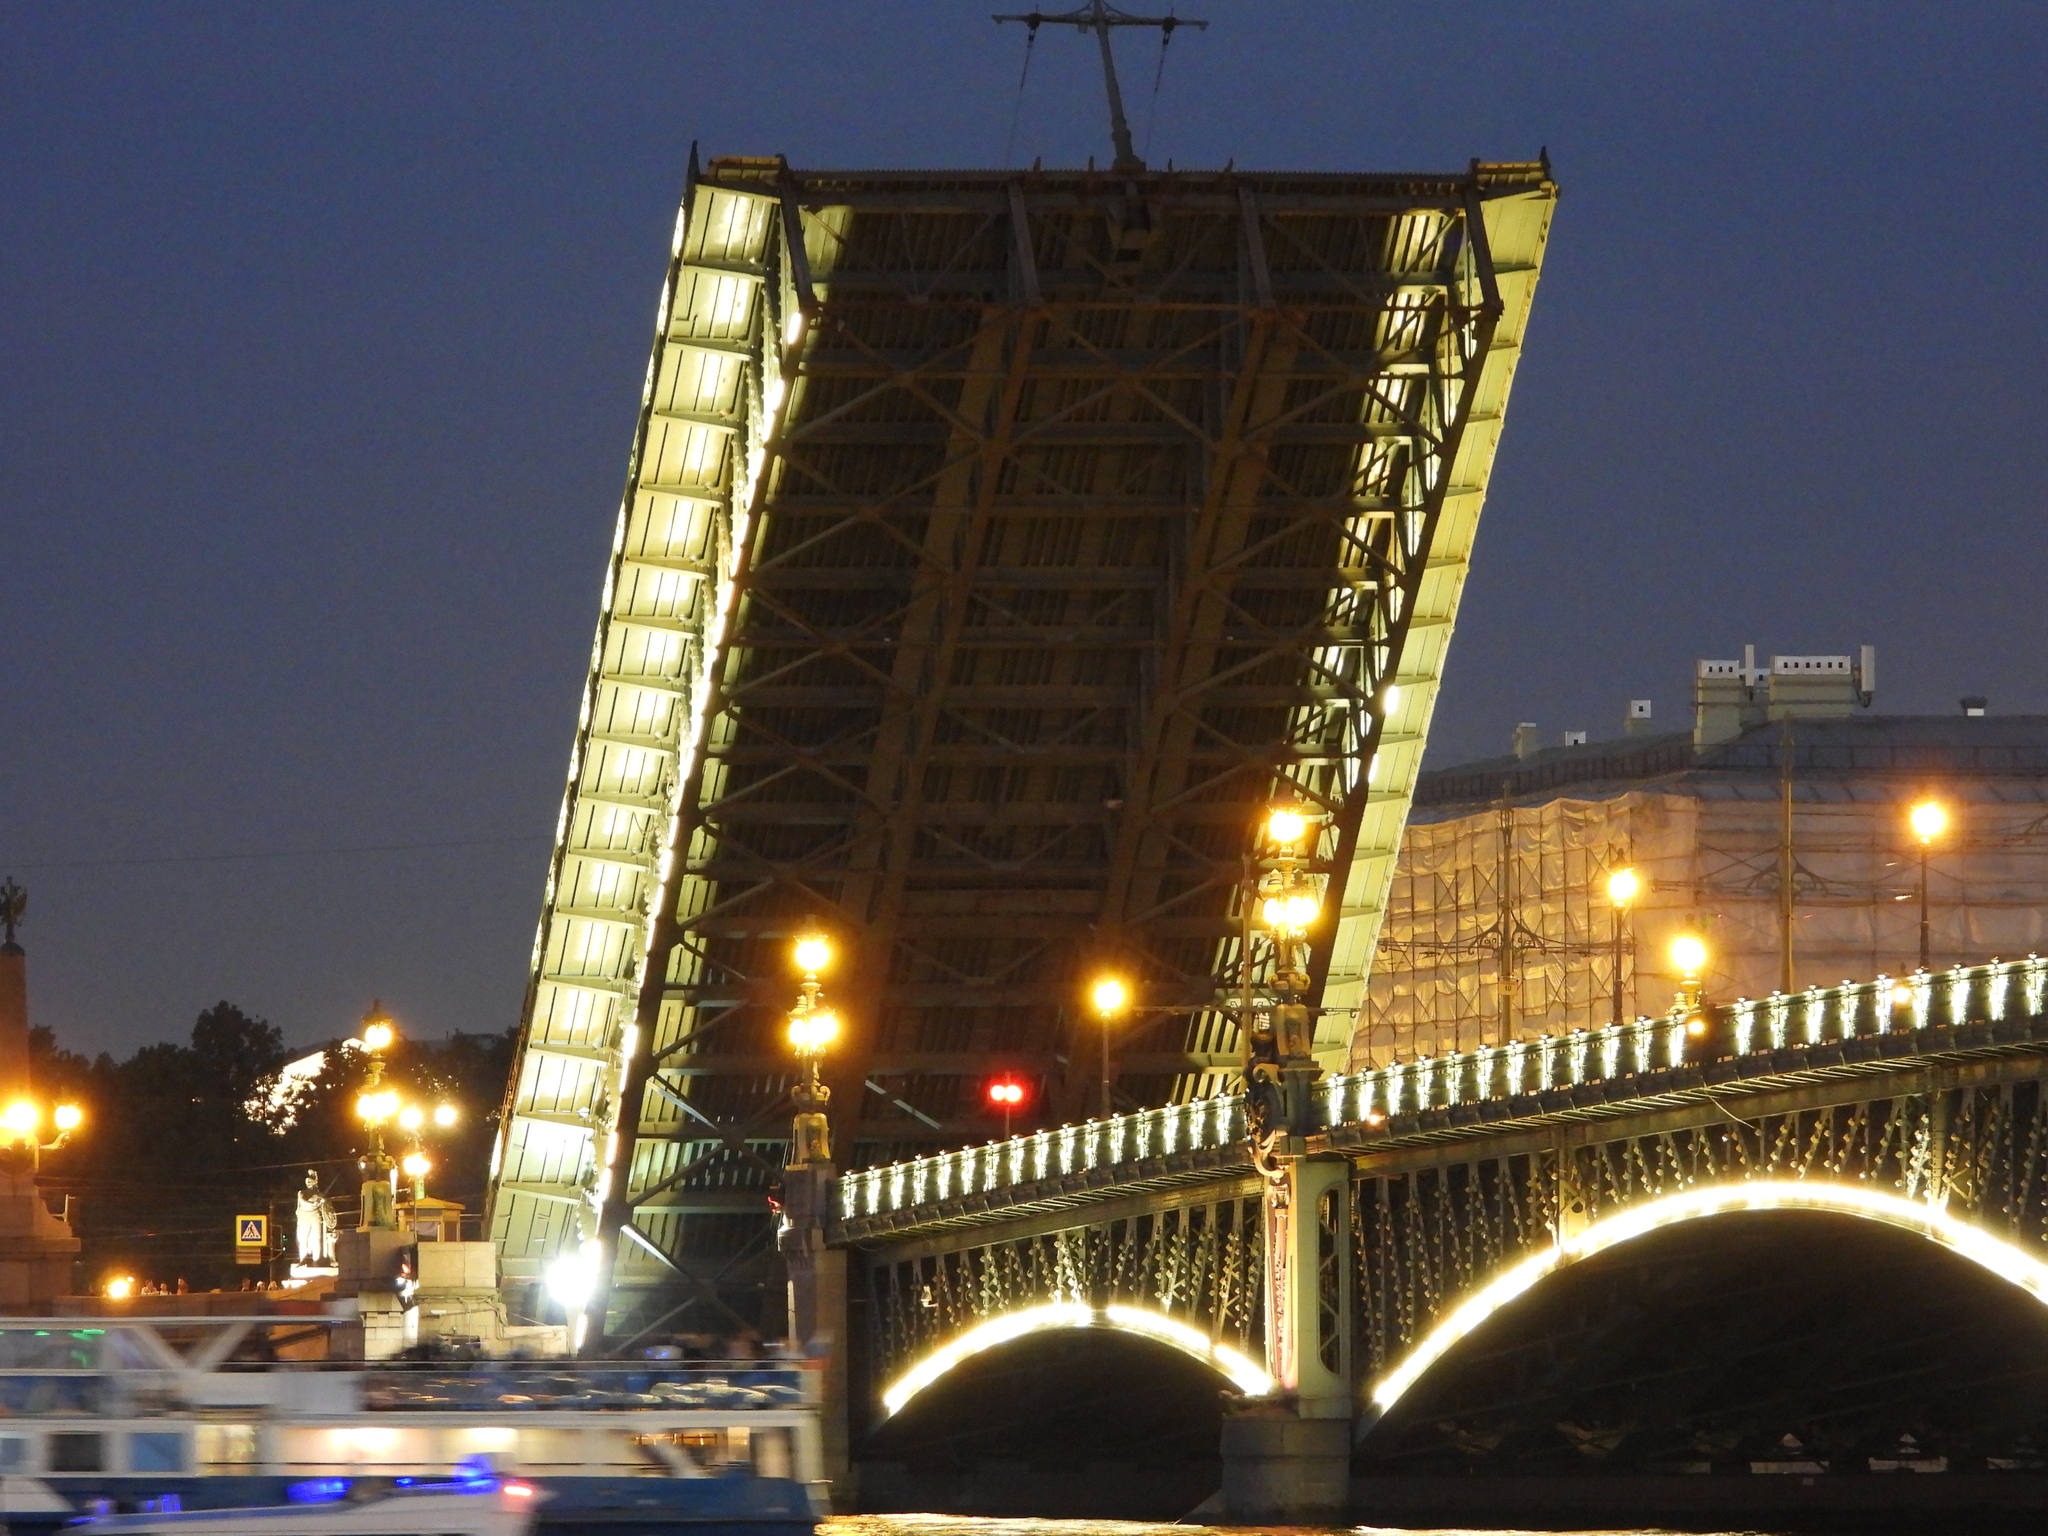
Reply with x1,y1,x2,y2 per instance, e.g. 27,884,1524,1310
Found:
1221,1153,1352,1522
781,1161,850,1504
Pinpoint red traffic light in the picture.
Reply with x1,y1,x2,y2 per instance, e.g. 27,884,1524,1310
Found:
986,1078,1026,1107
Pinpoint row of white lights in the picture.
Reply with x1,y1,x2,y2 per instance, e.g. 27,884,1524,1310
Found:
842,952,2045,1222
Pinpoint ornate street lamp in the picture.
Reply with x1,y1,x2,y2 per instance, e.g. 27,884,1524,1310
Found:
1909,799,1947,971
396,1101,459,1203
1670,931,1710,1039
353,1002,400,1230
1241,798,1325,1144
1605,866,1641,1025
0,1097,84,1179
786,931,840,1168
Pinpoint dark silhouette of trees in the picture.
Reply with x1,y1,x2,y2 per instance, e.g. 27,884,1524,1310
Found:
31,1006,513,1293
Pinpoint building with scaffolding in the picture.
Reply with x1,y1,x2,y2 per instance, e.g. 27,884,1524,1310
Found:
1353,649,2048,1067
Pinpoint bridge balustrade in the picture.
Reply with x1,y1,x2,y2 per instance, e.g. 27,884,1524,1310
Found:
839,957,2048,1229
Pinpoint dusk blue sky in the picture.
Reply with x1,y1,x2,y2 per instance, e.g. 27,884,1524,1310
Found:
5,2,2045,1055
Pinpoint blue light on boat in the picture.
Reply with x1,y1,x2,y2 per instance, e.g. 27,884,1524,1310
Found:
286,1479,351,1504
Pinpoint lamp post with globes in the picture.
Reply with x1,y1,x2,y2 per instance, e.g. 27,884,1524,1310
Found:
353,1003,400,1231
395,1101,459,1204
1237,795,1349,1425
1242,801,1324,1142
1909,799,1947,972
1670,931,1711,1048
1605,867,1640,1025
778,928,850,1472
786,932,841,1169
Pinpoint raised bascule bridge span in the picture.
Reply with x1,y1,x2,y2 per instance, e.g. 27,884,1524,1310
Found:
483,148,1560,1393
837,960,2048,1512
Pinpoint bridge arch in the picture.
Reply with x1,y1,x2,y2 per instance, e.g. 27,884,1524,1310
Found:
1370,1179,2048,1418
881,1302,1273,1418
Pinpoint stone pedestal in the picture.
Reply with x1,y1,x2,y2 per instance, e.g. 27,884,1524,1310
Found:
331,1227,413,1359
0,1175,79,1307
781,1161,849,1501
1219,1411,1351,1523
412,1239,503,1346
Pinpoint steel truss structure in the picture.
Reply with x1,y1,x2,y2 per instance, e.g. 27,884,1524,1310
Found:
486,154,1556,1344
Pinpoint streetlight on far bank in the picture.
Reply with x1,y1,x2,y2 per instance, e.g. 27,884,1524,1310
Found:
1605,866,1641,1025
1909,799,1947,971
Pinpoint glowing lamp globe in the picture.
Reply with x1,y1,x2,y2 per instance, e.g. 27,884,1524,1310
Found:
792,934,833,975
545,1253,597,1311
1265,807,1308,847
360,1020,395,1053
1910,800,1948,843
1670,934,1709,977
398,1106,424,1132
401,1153,432,1178
1090,976,1128,1017
789,1008,841,1055
52,1105,81,1132
0,1102,37,1137
1606,867,1641,905
433,1104,458,1128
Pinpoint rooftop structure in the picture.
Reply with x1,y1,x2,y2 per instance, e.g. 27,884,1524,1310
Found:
1358,648,2048,1065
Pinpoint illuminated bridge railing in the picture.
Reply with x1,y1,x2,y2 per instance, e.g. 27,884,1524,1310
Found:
838,957,2048,1227
839,1097,1248,1222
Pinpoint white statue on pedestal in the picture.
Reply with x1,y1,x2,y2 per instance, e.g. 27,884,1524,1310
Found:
294,1170,337,1269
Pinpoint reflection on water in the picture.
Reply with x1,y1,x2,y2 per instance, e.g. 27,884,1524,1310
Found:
825,1517,1705,1536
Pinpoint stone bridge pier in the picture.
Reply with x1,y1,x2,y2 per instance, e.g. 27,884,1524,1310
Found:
786,958,2048,1521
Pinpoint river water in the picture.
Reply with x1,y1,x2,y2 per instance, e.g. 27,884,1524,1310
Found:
826,1517,1701,1536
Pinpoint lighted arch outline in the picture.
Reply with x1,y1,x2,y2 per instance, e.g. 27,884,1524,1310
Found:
1371,1179,2048,1416
880,1302,1274,1417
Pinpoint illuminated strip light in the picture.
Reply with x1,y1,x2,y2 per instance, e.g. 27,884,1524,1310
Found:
1370,1180,2048,1416
880,1302,1273,1418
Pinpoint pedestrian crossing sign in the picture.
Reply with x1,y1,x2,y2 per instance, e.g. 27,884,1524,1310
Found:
235,1215,267,1246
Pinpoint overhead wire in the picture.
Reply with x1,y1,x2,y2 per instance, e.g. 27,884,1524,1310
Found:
11,833,546,873
1002,19,1041,166
1141,14,1179,159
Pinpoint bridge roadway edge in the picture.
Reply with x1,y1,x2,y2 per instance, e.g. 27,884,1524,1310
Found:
833,1012,2048,1248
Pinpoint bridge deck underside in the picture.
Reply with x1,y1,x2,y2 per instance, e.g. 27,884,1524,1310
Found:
489,158,1555,1342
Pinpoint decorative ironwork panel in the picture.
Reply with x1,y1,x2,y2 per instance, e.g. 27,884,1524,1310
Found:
867,1193,1264,1392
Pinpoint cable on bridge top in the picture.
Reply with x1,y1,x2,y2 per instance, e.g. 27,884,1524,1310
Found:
994,2,1208,172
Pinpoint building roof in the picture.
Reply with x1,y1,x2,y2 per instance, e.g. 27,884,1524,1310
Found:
1414,716,2048,817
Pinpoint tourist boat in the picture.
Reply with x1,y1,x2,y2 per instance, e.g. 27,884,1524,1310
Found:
0,1318,821,1536
72,1466,542,1536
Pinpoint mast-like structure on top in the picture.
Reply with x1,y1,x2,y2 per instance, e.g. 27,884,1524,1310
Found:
994,2,1207,171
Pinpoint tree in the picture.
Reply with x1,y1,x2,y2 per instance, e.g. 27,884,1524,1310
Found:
32,1006,512,1291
